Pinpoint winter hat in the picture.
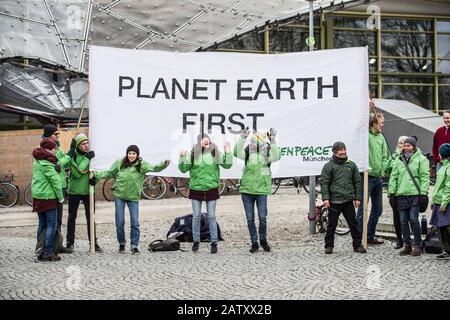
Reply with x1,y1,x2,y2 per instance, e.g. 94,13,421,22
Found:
439,143,450,159
40,138,57,150
42,124,58,138
197,133,210,143
404,136,417,148
75,133,88,148
126,145,140,156
332,141,347,154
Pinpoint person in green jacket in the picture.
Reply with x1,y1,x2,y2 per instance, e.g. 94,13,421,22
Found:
233,128,280,253
320,142,366,254
356,112,389,244
429,144,450,260
179,133,233,254
32,138,64,262
41,124,73,254
385,135,408,249
94,145,170,254
388,137,430,257
66,133,103,252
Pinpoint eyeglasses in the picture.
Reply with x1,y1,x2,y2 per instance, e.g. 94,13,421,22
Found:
53,132,60,136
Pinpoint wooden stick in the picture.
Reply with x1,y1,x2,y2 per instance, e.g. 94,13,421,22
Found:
362,171,369,250
89,171,95,255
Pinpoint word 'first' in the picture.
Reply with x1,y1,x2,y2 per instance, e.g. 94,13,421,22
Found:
118,76,339,101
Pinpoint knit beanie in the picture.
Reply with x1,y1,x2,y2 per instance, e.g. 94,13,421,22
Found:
126,145,140,156
404,136,417,148
75,133,88,148
439,143,450,159
43,124,58,138
197,133,210,143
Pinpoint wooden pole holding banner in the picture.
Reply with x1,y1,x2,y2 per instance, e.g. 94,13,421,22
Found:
89,171,95,254
362,171,369,249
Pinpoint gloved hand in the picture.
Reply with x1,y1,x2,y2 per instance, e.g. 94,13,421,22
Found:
54,164,61,173
89,176,97,186
269,128,277,140
58,198,64,203
86,150,95,160
67,138,77,158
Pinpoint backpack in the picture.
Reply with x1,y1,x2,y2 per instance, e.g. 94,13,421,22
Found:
148,238,183,252
166,213,224,242
35,228,64,258
421,225,444,254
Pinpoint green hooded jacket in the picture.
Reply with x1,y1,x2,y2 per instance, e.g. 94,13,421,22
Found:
320,157,362,203
67,149,91,196
233,136,281,195
388,149,430,196
96,158,169,201
368,130,389,177
432,159,450,207
55,144,71,188
179,151,233,191
31,159,64,202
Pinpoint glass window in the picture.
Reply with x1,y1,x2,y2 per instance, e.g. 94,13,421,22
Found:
438,35,450,59
439,86,449,110
439,77,450,84
382,76,434,84
334,30,376,55
382,85,434,109
330,16,370,29
369,85,378,98
381,32,433,57
381,18,432,31
438,60,450,74
269,28,319,52
216,32,264,51
382,58,434,73
0,111,22,131
437,20,450,33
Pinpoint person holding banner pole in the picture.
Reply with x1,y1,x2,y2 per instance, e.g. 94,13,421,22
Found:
356,112,389,244
179,133,233,254
65,133,103,253
233,128,280,253
93,145,170,254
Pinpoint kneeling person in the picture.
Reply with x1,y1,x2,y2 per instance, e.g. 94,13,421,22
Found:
320,142,366,254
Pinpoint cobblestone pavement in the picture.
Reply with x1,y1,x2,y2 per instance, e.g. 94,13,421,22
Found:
0,191,449,300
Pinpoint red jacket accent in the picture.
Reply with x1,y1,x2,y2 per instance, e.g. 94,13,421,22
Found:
433,126,450,164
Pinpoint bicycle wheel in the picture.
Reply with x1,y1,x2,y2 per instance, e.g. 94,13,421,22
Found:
0,182,19,208
335,216,351,236
24,183,33,206
271,178,281,195
302,176,321,195
218,179,226,195
317,206,329,233
102,178,115,202
176,177,190,198
141,176,167,200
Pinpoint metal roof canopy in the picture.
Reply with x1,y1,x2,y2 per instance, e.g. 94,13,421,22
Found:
0,0,362,72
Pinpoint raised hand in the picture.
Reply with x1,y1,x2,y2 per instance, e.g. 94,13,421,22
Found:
224,142,231,153
86,150,95,160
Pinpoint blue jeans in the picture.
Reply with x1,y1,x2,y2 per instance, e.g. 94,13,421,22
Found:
115,198,140,249
191,199,218,243
241,193,268,244
399,206,422,247
356,176,383,240
37,209,57,256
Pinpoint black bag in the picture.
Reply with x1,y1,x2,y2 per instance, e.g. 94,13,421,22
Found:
400,155,429,213
148,239,183,252
421,225,444,254
166,213,224,242
35,228,64,258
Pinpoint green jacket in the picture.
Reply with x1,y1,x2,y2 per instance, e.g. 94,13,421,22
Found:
320,157,362,202
67,150,91,196
385,151,400,191
96,159,169,201
432,159,450,207
368,130,389,177
233,137,281,195
31,159,64,202
388,149,430,196
179,151,232,191
55,145,71,189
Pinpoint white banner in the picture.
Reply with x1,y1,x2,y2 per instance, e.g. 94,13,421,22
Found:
89,46,369,178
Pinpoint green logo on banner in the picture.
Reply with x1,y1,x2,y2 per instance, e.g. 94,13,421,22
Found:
306,36,315,47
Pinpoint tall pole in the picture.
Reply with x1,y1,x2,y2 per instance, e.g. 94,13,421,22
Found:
308,0,317,235
362,171,369,249
89,171,95,254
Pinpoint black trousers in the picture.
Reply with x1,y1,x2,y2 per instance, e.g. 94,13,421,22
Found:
439,226,450,253
389,197,403,243
66,194,97,246
325,201,362,249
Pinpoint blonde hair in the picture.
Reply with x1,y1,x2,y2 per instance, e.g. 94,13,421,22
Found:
396,136,408,153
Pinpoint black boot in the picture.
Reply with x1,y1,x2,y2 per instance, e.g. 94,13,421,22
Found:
394,240,404,249
249,242,259,253
192,241,199,252
260,240,271,252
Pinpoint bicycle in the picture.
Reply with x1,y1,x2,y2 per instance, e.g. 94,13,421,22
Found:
0,174,20,208
271,176,321,195
313,205,351,236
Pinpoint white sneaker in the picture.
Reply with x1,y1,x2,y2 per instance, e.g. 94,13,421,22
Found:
436,252,450,260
